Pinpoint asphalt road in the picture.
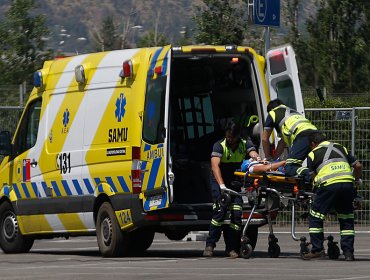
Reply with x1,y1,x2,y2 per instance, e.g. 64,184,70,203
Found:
0,227,370,280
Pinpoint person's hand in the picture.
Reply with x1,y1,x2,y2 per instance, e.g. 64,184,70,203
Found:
219,184,227,190
355,178,363,187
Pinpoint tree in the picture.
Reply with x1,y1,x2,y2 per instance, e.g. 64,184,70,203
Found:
91,15,120,52
137,30,169,48
304,0,369,93
193,0,246,45
0,0,50,85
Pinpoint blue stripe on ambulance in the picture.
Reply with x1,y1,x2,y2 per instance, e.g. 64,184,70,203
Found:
117,176,130,192
141,161,148,182
144,143,151,152
12,184,21,198
161,50,169,75
105,177,117,192
72,179,83,195
61,180,72,196
148,47,163,78
21,183,31,198
147,157,161,190
41,182,49,196
51,181,61,196
31,182,40,197
83,178,94,194
4,186,9,197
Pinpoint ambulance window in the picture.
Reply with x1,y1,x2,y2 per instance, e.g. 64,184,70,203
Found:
13,99,42,155
276,79,297,110
143,76,166,144
179,94,214,139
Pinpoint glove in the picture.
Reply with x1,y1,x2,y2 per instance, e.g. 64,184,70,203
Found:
219,184,227,190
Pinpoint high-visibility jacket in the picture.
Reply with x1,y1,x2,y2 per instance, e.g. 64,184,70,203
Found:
269,105,317,146
308,141,354,188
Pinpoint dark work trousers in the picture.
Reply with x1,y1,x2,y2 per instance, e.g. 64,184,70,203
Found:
206,177,242,252
309,182,355,253
285,132,312,177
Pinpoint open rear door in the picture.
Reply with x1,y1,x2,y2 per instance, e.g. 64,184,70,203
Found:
266,45,304,114
140,45,172,212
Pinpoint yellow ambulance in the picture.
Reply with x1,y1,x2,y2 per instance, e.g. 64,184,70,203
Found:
0,45,304,256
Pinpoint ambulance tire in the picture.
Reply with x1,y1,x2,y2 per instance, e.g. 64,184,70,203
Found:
96,202,129,257
128,228,155,254
0,201,34,253
164,229,189,241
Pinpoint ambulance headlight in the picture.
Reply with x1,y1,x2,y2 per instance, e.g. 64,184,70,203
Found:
75,65,86,84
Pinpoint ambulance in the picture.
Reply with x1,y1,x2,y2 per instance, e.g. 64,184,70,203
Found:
0,44,303,257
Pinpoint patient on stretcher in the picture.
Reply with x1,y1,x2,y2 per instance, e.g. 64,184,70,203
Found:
241,159,286,174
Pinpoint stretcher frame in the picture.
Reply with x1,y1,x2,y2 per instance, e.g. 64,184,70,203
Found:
221,170,341,259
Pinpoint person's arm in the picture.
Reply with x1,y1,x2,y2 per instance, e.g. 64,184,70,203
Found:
353,161,363,182
251,160,286,173
261,129,272,159
273,139,286,160
211,156,225,187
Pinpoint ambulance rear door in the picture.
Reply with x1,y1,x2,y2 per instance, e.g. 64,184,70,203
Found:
140,46,172,212
266,45,304,114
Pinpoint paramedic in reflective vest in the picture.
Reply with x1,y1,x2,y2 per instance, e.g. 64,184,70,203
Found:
262,99,317,177
298,131,363,261
203,120,260,259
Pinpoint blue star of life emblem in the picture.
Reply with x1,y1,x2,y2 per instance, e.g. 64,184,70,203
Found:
63,109,70,127
115,93,126,122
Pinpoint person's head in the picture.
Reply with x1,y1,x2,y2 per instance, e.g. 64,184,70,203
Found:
267,99,284,112
224,120,241,149
309,131,327,149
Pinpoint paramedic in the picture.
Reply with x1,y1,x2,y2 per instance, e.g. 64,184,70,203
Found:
262,99,317,177
203,120,260,258
298,131,362,261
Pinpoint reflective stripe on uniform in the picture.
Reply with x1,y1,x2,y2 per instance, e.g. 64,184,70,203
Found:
309,227,323,233
337,213,355,219
340,229,355,236
229,223,241,231
211,219,223,226
228,204,242,211
310,209,325,220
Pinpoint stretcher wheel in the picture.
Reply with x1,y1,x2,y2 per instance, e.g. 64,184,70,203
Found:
327,245,340,259
268,243,280,258
220,193,231,207
240,242,253,259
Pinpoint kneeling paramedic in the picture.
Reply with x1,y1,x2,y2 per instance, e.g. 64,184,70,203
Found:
203,120,259,258
298,131,363,261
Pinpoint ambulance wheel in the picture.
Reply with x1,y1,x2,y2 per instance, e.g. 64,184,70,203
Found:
327,244,340,259
96,202,129,257
0,201,34,253
240,242,253,259
165,229,189,241
268,243,280,258
129,228,155,253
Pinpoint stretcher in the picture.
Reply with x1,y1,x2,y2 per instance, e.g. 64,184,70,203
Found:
220,170,341,259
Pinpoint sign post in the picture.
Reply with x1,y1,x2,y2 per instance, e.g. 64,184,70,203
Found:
248,0,280,56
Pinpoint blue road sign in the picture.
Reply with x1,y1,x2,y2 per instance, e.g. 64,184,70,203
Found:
254,0,280,27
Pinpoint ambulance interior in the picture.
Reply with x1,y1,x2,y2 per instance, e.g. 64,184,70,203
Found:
170,54,261,204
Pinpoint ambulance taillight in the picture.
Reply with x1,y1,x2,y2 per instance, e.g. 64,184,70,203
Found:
119,60,133,78
131,146,142,194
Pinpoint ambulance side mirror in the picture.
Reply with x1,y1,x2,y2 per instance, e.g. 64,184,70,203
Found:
0,131,12,156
